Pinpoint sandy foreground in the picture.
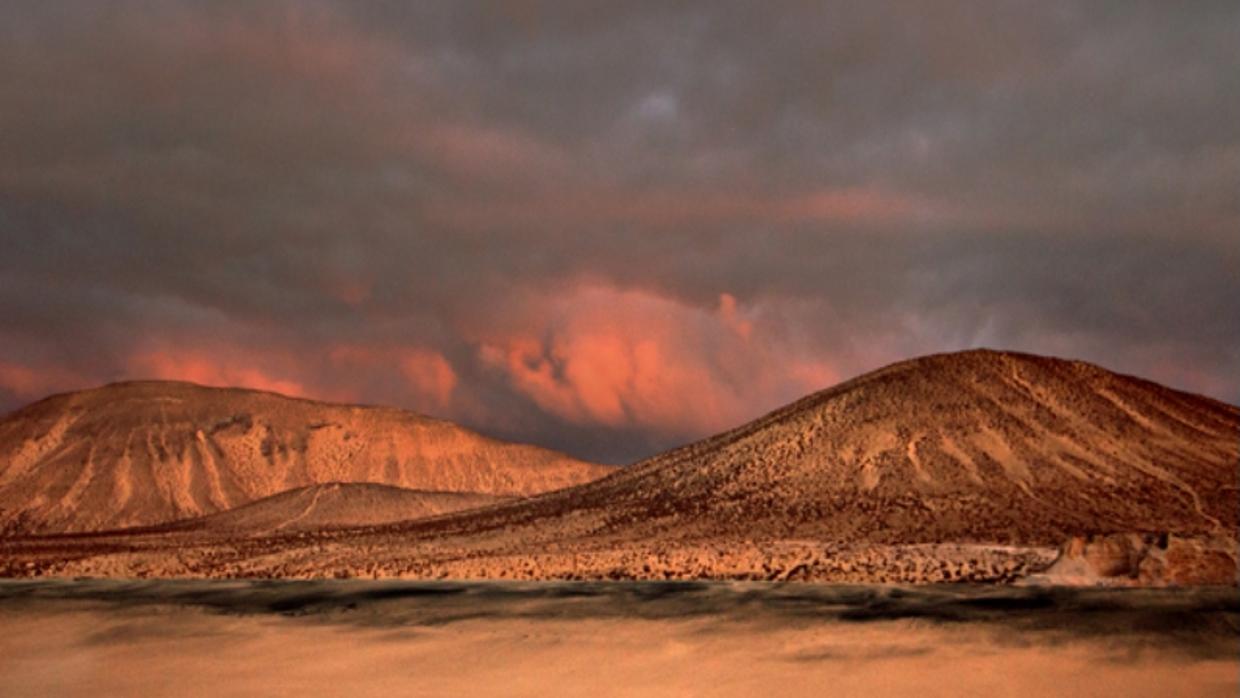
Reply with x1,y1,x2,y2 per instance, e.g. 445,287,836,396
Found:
0,581,1236,697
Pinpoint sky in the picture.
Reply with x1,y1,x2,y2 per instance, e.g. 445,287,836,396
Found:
1,1,1237,463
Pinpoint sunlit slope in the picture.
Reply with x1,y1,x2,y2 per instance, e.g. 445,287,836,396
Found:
165,482,509,534
0,381,612,533
431,349,1239,545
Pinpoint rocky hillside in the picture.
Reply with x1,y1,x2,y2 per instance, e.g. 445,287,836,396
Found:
0,381,612,533
163,482,509,535
1,350,1235,585
424,349,1239,546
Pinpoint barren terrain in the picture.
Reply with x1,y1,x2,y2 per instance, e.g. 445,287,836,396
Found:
159,482,511,534
1,350,1235,585
0,381,610,533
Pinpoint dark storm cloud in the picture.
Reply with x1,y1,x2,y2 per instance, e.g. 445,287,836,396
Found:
1,1,1237,462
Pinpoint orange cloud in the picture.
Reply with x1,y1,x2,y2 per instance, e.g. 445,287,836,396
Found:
414,123,570,181
0,361,88,400
127,350,306,397
475,285,839,437
399,350,457,408
329,343,458,409
718,292,753,340
775,188,939,223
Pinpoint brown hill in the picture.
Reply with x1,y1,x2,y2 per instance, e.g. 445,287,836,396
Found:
164,482,510,535
412,349,1238,546
1,350,1235,584
0,381,612,533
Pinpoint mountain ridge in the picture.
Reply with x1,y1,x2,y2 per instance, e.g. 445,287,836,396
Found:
0,380,613,533
1,349,1236,585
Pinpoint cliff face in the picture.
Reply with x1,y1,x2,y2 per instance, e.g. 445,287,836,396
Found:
0,381,612,533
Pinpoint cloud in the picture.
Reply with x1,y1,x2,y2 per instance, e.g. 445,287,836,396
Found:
127,349,308,398
0,1,1237,462
0,361,90,401
329,344,458,410
477,284,841,436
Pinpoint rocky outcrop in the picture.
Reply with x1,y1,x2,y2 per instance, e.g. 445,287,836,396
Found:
1028,533,1238,586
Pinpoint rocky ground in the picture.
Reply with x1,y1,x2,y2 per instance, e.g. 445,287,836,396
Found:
2,527,1233,586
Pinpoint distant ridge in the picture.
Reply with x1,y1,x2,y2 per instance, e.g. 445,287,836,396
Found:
0,381,612,533
163,482,510,535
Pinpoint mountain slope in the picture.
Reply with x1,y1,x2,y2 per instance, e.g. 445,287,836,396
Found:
1,350,1236,584
0,381,612,533
412,349,1239,546
164,483,510,535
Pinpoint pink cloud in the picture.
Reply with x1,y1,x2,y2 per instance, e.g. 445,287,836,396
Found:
329,343,458,409
718,292,753,340
413,123,570,182
0,361,89,400
474,285,840,437
127,349,307,397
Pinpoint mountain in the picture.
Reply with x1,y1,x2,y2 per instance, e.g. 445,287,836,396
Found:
1,350,1236,584
455,349,1237,545
0,381,612,533
163,483,510,535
